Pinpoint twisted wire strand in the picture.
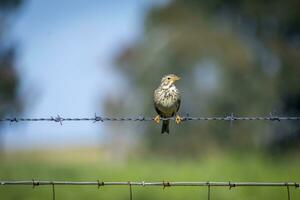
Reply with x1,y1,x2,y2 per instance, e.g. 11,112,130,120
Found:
1,180,299,187
0,114,299,124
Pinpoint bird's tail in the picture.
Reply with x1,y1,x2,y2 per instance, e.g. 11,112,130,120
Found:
161,120,170,134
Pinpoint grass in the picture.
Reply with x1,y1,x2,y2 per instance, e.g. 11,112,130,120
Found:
0,148,299,200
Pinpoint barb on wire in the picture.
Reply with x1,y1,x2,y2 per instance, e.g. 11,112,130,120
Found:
229,181,236,190
32,179,39,188
97,180,104,189
0,114,300,124
163,181,171,189
52,115,63,125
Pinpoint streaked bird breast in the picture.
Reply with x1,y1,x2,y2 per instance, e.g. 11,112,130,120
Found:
154,86,180,116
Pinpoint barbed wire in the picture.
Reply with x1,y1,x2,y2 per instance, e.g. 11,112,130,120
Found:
1,180,299,187
1,180,299,200
0,113,299,125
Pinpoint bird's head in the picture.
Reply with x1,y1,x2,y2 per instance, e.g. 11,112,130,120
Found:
160,74,180,89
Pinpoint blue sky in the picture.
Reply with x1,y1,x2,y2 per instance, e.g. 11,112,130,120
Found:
3,0,158,150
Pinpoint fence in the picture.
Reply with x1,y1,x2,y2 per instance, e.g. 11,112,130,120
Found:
1,180,299,200
1,114,300,124
1,114,300,199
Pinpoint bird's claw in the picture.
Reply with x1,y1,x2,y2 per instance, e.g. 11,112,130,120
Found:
175,115,182,124
154,115,161,124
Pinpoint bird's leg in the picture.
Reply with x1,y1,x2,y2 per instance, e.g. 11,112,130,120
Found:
154,115,161,124
175,115,182,124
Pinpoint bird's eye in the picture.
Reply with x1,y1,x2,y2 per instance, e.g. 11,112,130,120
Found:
167,77,171,80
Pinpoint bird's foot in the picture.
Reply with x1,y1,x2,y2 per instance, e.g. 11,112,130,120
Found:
175,115,182,124
154,115,161,124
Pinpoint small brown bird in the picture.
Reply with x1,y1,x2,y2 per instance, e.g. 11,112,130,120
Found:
154,74,182,134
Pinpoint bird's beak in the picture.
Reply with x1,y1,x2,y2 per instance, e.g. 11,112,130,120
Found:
174,76,181,81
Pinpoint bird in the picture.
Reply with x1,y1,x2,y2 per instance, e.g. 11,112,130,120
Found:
154,74,182,134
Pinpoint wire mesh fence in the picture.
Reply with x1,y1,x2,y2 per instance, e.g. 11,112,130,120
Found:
1,180,299,200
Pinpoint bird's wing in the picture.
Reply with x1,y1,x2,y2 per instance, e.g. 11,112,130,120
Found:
154,101,164,116
176,98,181,112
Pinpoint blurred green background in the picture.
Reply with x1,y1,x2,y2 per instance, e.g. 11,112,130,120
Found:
0,0,300,199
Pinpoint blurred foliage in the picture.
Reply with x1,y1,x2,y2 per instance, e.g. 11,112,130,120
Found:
0,149,299,200
0,0,22,10
0,0,23,150
0,48,21,116
0,0,23,115
106,0,300,155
